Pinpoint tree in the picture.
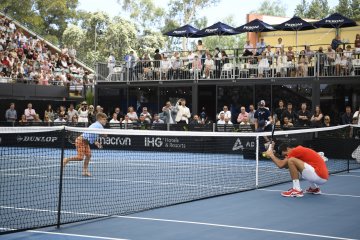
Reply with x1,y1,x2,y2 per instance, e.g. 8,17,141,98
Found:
294,0,331,19
351,0,360,20
117,0,165,31
0,0,79,45
166,0,220,50
335,0,352,17
294,0,309,18
251,0,287,17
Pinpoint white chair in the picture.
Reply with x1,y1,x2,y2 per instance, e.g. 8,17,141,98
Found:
220,63,234,79
352,59,360,76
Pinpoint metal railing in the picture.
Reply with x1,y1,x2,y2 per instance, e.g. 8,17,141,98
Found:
96,52,360,82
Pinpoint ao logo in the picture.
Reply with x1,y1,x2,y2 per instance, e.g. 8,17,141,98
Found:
352,145,360,163
232,138,244,151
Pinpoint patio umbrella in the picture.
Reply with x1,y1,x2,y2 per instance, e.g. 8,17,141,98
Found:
314,13,357,29
275,16,316,51
236,19,276,33
163,24,200,38
192,21,239,38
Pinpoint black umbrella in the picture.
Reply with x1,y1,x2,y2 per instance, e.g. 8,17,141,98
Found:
314,13,357,29
163,24,200,38
192,21,239,37
275,16,316,51
236,19,276,33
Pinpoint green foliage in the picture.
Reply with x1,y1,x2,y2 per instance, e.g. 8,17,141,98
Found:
251,0,287,17
294,0,309,17
336,0,352,17
294,0,331,19
0,0,78,43
85,88,94,106
351,0,360,21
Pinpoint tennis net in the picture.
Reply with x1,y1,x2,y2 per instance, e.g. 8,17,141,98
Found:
0,125,359,234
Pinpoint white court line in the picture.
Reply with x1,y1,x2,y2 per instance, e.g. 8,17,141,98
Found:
0,228,129,240
258,189,360,198
0,206,357,240
332,174,360,178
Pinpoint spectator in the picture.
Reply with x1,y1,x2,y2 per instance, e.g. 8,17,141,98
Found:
274,100,285,123
44,104,55,122
310,105,323,128
152,114,164,124
121,115,133,129
331,35,342,51
109,113,120,124
200,107,208,123
214,47,222,78
153,49,162,78
286,46,295,62
19,114,27,126
191,55,202,80
355,34,360,54
54,113,66,123
162,101,177,124
33,114,42,123
256,38,266,56
137,115,147,128
275,38,284,55
71,115,78,123
160,55,172,80
5,103,17,122
353,106,360,125
281,102,297,125
96,105,103,114
44,115,52,123
254,100,271,131
24,103,36,121
175,98,190,124
243,40,254,56
264,45,274,65
67,104,78,122
107,52,116,77
341,106,353,125
304,45,314,61
78,101,89,123
258,52,269,78
282,116,294,130
114,107,124,121
190,115,202,125
88,105,96,124
224,116,233,125
127,106,138,121
237,106,249,124
217,112,226,124
297,103,311,127
323,115,332,127
203,54,214,79
248,104,256,125
297,50,308,77
140,107,152,123
218,105,231,120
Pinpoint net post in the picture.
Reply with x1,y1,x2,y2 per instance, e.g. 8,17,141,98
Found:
56,127,66,229
255,135,259,188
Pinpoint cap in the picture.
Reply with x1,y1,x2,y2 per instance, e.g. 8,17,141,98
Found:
81,101,87,105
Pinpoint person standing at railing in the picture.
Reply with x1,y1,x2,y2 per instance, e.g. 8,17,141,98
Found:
160,55,172,80
275,38,284,56
281,102,297,125
264,45,274,66
243,40,254,57
190,55,202,80
326,46,336,75
107,52,116,78
297,103,311,127
214,47,222,78
203,54,214,79
153,49,162,80
67,104,78,123
341,106,353,125
78,101,88,123
162,101,177,124
5,102,17,122
310,105,323,128
171,55,183,80
355,34,360,55
334,47,344,76
297,50,309,77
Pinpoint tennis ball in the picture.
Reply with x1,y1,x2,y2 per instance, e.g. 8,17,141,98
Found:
262,152,268,158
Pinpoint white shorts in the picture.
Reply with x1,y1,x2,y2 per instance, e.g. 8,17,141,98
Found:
301,163,327,185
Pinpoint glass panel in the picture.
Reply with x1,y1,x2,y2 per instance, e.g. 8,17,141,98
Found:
128,87,158,116
97,87,127,116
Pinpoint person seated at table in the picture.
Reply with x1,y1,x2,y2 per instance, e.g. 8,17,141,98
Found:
275,37,284,56
256,38,266,56
203,54,214,79
243,40,254,56
264,45,274,65
331,35,342,51
258,53,269,78
297,50,309,77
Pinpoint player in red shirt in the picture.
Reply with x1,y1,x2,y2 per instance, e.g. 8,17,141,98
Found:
266,143,329,197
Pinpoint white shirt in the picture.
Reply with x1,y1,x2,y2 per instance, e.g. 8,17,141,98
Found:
217,119,225,124
204,59,214,67
218,110,231,120
110,119,120,123
54,118,66,122
175,105,191,123
353,111,360,125
161,60,172,70
244,43,254,52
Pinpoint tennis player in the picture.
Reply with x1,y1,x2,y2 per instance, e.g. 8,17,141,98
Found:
266,143,329,197
63,113,107,176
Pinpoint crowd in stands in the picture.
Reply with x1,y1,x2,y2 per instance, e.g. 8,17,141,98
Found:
5,100,360,131
0,15,92,87
107,35,360,81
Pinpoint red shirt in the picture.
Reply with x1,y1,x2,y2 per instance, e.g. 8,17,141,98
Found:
287,146,329,180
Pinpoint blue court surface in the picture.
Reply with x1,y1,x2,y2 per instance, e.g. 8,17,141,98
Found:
1,147,360,240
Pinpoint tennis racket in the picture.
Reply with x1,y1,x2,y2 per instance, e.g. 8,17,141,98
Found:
67,131,81,145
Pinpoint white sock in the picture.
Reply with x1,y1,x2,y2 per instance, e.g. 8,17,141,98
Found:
309,182,318,189
293,179,301,191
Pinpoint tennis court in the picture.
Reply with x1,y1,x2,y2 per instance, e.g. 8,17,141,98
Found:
1,126,360,239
